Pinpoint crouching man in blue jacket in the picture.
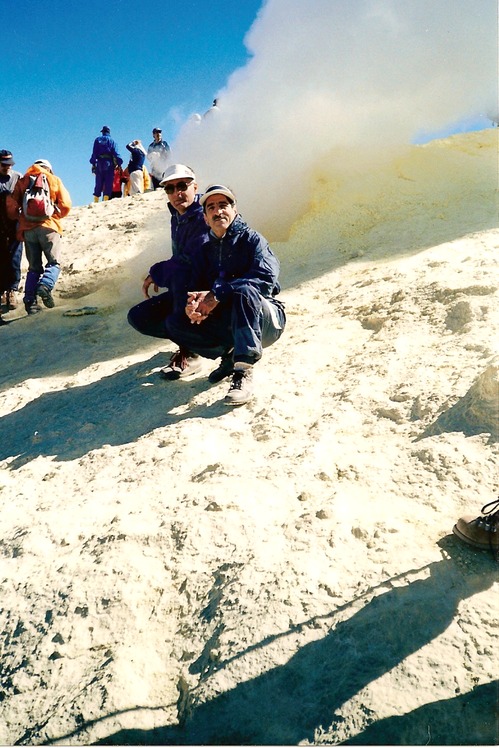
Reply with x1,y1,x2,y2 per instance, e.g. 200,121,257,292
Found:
164,184,286,405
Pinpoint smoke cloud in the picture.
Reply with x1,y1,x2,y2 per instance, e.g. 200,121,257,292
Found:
173,0,497,238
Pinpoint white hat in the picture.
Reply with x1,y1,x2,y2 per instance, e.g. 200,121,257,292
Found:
34,159,53,173
199,184,236,207
159,164,196,186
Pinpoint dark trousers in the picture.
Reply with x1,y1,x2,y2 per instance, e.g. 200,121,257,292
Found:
164,285,286,364
127,291,173,339
0,238,22,292
93,161,114,198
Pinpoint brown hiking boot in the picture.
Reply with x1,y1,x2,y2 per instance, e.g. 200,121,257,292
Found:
452,498,499,558
5,290,18,309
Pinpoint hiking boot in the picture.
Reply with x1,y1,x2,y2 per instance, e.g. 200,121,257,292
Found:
5,290,17,309
159,349,202,380
224,367,254,406
25,301,42,315
209,349,234,384
452,498,499,558
37,284,55,308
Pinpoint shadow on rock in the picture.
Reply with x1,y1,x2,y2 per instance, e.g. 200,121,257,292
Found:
51,537,495,746
0,353,228,468
344,679,498,745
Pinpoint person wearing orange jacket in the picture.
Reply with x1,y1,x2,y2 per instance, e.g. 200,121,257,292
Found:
7,159,71,315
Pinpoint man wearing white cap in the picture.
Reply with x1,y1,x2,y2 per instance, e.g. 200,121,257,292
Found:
7,159,71,315
163,184,286,405
127,164,210,378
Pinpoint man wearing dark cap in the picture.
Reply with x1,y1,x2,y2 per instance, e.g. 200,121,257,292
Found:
164,184,286,405
0,150,23,312
89,126,123,202
146,128,171,189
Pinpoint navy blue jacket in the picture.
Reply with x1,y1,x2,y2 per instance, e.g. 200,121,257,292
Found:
126,143,146,173
149,195,210,288
90,135,123,167
190,215,281,302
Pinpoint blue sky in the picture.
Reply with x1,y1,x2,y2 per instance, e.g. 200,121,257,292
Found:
3,0,495,212
2,0,263,207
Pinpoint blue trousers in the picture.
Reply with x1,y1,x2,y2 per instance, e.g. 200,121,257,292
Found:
93,160,114,198
164,285,286,364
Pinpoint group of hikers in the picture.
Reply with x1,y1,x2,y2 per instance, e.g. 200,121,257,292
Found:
90,125,170,201
1,128,497,549
0,133,287,408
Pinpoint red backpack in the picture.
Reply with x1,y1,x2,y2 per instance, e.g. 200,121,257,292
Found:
22,173,55,221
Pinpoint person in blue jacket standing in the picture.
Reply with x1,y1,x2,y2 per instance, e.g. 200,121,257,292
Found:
90,126,123,202
125,139,147,194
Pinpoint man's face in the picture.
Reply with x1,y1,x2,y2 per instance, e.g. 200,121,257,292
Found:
164,178,197,214
203,195,237,237
153,130,162,142
0,163,12,176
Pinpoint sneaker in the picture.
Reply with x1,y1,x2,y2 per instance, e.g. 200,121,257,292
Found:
209,349,234,384
224,367,254,406
159,349,202,380
5,290,17,309
452,498,499,558
37,284,55,308
25,301,42,315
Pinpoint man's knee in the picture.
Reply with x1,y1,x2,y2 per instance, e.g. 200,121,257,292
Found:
127,303,144,332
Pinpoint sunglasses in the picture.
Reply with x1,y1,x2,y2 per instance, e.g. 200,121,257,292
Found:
164,180,193,194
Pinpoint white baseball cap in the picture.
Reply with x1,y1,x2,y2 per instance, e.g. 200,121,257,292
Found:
199,184,237,207
159,164,196,186
34,159,53,173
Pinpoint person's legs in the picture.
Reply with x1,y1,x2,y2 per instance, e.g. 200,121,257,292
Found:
102,162,115,199
23,230,43,312
127,292,174,339
35,229,62,308
129,171,143,194
9,239,22,291
93,168,104,199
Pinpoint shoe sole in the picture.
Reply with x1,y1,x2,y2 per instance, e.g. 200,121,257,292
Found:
159,363,203,381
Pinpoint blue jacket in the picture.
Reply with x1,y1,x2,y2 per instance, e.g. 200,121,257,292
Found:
149,195,210,288
190,215,281,302
90,135,123,167
126,142,146,173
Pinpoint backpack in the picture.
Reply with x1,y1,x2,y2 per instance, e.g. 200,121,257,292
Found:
22,173,55,221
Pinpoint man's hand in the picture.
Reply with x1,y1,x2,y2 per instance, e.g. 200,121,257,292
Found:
186,291,219,324
142,274,158,299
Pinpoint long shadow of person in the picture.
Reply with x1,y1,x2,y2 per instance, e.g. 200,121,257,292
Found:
344,678,498,745
90,537,497,746
0,353,227,468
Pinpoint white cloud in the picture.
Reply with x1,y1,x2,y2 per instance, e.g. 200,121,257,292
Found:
172,0,497,237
